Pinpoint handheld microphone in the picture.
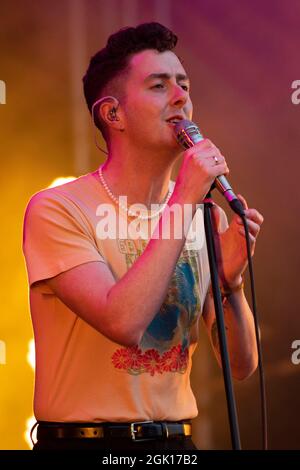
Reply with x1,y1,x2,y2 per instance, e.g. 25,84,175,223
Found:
174,119,245,216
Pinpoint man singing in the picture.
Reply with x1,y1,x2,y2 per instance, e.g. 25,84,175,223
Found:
23,22,263,450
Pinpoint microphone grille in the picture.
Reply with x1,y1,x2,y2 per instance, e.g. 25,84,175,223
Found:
174,119,203,148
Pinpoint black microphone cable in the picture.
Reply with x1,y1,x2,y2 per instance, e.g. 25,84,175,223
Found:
241,213,268,450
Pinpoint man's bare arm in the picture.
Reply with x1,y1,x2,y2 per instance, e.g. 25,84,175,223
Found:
46,198,192,347
202,288,258,380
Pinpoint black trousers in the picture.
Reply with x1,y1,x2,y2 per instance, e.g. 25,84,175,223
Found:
33,436,198,451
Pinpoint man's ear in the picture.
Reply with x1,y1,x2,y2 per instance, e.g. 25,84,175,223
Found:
99,101,125,131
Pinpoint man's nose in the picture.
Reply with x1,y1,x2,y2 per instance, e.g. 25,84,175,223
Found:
170,84,188,107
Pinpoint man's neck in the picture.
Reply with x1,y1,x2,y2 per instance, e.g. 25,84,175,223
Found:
101,145,180,208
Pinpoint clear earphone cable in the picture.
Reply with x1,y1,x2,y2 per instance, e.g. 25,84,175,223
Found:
91,96,118,156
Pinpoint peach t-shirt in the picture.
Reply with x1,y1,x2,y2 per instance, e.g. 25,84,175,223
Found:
23,172,216,423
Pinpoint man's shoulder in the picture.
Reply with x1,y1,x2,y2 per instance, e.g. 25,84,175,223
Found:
25,173,93,213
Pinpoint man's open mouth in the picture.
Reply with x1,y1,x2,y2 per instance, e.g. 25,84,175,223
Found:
166,116,184,125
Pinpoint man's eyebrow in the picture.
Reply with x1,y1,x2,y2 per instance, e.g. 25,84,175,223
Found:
144,73,190,83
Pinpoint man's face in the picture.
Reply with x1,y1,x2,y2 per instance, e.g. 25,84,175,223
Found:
121,49,193,152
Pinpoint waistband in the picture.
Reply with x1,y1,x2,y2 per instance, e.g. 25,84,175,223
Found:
36,420,192,442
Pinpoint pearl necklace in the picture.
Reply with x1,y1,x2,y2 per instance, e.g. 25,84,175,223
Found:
98,165,172,220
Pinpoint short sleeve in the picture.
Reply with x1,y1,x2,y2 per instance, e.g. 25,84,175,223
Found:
22,189,105,290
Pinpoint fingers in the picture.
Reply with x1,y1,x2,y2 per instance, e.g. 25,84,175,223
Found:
236,209,264,253
245,208,264,225
194,148,229,175
237,194,248,210
213,157,229,176
186,139,225,161
188,148,229,178
237,217,261,238
193,138,217,151
188,139,223,162
235,196,264,235
237,208,264,226
202,151,227,171
191,147,223,162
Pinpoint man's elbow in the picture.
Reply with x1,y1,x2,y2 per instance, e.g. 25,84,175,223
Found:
115,332,141,348
99,319,142,348
101,294,143,347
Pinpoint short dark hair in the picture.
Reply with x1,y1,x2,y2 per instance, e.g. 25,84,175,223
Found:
82,22,178,141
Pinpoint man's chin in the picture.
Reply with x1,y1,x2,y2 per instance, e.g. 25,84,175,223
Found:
156,136,179,150
144,129,183,155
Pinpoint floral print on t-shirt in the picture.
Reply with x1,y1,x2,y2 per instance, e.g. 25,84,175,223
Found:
112,241,201,375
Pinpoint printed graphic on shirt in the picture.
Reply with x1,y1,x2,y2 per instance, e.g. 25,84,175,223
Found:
112,240,201,375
